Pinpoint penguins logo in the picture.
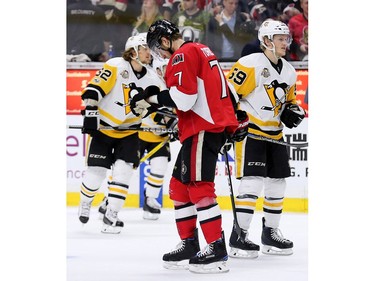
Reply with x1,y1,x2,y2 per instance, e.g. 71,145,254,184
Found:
261,79,288,117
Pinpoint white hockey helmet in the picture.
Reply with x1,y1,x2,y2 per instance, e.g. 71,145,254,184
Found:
152,57,169,80
125,34,148,52
258,20,291,44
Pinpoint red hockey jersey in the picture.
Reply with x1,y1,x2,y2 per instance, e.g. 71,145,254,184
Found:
164,42,238,142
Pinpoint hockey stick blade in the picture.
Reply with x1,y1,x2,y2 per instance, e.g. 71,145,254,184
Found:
247,133,308,148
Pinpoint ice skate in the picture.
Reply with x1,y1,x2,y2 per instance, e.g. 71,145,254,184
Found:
101,207,124,234
98,196,108,220
261,217,293,255
188,232,229,274
229,226,259,259
78,201,91,224
163,228,200,270
143,196,161,220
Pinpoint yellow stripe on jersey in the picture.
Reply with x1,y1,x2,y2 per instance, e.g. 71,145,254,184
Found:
248,128,283,140
108,187,128,195
226,61,256,98
247,113,280,127
263,201,283,208
99,107,139,126
234,200,257,207
234,140,246,179
90,63,118,96
286,84,297,103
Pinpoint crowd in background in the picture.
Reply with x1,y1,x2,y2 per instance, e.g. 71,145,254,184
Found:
67,0,308,62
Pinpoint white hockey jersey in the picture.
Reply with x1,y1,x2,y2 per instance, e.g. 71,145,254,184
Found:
226,53,297,140
81,57,165,138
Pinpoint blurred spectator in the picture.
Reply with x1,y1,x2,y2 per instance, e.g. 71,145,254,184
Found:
252,0,297,17
97,0,140,57
132,0,164,36
207,0,257,61
171,0,211,44
206,0,223,16
248,2,273,30
196,0,211,10
288,0,308,61
67,0,111,62
277,3,300,24
172,0,183,13
161,0,173,20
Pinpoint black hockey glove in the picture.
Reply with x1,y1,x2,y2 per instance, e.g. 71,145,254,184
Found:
81,106,99,135
280,103,305,129
153,112,166,126
230,110,250,142
129,85,159,118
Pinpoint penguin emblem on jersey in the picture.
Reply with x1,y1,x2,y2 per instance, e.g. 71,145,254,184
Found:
261,80,288,117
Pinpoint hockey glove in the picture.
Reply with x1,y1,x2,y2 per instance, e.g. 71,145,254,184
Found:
130,85,159,118
280,103,305,129
81,106,100,135
230,110,250,142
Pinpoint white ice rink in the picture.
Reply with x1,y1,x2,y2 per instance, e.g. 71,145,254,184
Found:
67,207,307,281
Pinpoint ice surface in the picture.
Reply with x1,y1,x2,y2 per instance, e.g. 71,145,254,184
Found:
67,207,307,281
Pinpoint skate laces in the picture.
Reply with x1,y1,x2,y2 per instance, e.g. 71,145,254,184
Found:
79,202,91,217
244,236,255,245
196,243,214,257
106,208,119,221
271,228,290,243
169,240,186,254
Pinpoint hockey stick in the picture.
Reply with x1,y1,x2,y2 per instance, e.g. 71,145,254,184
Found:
140,137,169,164
139,118,178,163
222,144,246,242
67,125,177,134
247,133,308,148
155,109,177,119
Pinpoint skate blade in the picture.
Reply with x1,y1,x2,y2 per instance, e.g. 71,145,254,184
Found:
262,245,293,256
101,224,122,234
143,211,160,220
229,248,258,259
188,260,229,274
163,260,189,270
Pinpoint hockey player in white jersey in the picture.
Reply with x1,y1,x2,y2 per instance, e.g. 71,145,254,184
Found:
226,20,305,257
97,56,178,221
78,34,166,234
137,57,178,220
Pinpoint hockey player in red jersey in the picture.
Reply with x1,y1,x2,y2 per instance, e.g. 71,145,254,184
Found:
130,19,249,274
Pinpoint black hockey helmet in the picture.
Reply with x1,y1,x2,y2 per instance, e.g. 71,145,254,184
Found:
147,19,179,54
